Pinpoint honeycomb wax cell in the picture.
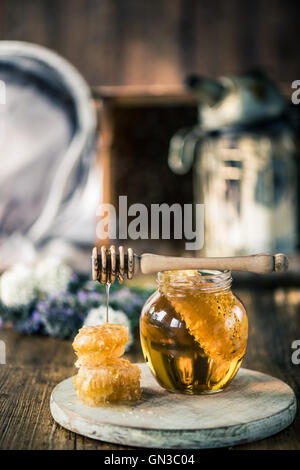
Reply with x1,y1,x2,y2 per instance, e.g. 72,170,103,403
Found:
72,323,141,405
161,283,247,362
140,270,248,394
72,324,128,367
73,358,142,406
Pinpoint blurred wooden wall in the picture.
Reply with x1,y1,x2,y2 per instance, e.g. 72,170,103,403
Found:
0,0,299,88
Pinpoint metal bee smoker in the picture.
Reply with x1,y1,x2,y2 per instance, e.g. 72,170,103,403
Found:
168,71,298,256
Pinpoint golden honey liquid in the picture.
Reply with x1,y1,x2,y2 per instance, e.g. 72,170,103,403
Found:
105,283,110,323
104,248,112,323
140,274,248,394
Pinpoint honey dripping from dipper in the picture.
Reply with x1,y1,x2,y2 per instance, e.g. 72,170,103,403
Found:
105,283,110,323
72,246,141,405
92,245,135,325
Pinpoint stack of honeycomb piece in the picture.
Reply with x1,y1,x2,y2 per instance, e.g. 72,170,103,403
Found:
72,324,141,406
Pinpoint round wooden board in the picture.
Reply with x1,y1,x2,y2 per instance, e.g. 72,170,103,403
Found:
50,364,297,449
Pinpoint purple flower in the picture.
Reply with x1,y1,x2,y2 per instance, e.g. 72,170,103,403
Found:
77,289,88,303
64,308,73,316
70,273,79,283
32,311,41,324
1,268,153,340
87,291,103,301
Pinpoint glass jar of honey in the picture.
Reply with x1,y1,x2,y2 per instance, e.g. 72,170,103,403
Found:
140,270,248,394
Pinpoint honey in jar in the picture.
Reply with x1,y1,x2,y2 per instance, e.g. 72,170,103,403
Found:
140,270,248,394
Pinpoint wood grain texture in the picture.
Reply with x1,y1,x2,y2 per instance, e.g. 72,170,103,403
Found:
0,285,300,449
50,365,296,449
0,0,299,87
139,253,284,275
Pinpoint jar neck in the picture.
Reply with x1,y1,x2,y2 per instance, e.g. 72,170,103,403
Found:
157,270,232,294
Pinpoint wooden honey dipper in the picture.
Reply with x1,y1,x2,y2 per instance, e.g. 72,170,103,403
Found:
92,246,288,284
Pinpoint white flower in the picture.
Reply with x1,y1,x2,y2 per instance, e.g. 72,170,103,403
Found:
0,263,36,307
0,256,73,306
84,306,133,351
35,256,72,296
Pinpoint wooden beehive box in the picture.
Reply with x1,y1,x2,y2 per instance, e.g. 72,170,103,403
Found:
94,86,198,255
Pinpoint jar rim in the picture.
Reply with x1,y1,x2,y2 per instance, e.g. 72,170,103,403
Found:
157,269,232,293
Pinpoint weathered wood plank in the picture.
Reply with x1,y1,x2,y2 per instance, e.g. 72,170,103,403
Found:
0,0,299,86
0,286,299,449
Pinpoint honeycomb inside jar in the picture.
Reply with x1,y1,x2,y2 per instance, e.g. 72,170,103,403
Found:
140,270,248,394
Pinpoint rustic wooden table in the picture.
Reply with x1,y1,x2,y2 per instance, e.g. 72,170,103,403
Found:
0,285,299,450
